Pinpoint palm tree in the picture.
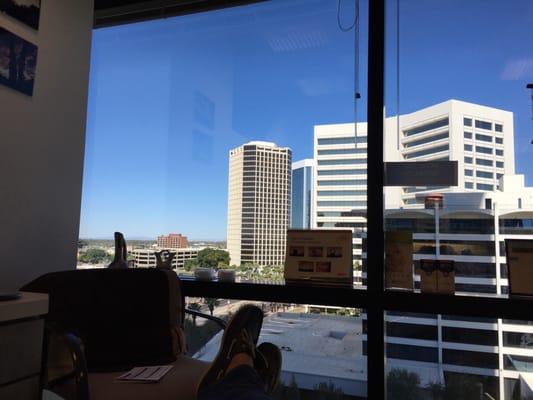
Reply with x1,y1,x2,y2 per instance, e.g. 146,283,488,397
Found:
188,302,202,326
204,298,219,316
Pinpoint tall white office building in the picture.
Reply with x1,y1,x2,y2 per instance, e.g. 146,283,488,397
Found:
313,123,368,259
314,100,515,261
227,141,291,267
362,177,533,399
385,99,515,209
311,99,527,399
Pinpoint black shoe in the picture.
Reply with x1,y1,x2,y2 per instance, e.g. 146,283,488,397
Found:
256,342,282,394
197,304,264,394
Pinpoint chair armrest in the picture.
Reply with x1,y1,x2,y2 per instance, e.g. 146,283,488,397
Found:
63,333,90,400
185,308,227,330
44,325,90,400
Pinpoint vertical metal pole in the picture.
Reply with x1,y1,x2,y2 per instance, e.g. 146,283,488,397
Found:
366,0,386,398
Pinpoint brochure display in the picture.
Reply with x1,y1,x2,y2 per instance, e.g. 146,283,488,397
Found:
284,229,353,286
385,232,413,290
420,259,455,294
506,239,533,297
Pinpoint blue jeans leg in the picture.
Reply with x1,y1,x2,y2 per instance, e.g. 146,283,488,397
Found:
198,365,271,400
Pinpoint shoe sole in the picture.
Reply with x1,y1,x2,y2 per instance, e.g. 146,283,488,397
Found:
197,304,264,393
257,342,282,394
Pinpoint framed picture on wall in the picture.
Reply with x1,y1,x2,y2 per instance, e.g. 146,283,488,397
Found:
0,1,41,30
0,27,38,96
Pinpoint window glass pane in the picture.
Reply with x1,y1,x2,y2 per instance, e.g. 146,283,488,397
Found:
383,312,501,400
476,158,493,166
476,170,494,179
464,117,472,126
188,299,366,398
403,118,449,137
475,133,492,142
464,131,472,139
464,156,473,164
475,120,493,130
476,145,493,154
464,169,473,176
79,0,369,287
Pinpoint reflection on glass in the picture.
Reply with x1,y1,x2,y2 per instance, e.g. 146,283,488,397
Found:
185,298,366,399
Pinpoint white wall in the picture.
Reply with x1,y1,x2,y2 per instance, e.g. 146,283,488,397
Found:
0,0,94,291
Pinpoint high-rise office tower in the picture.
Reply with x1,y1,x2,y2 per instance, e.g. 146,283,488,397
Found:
291,159,315,229
313,100,515,261
227,141,291,266
384,99,514,208
313,122,368,260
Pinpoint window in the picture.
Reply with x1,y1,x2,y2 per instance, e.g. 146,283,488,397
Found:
495,123,503,132
317,148,366,155
464,117,472,126
495,137,503,144
476,170,493,179
496,149,504,156
439,240,495,256
317,159,366,166
317,179,366,186
443,349,498,368
465,181,474,188
403,131,449,148
403,118,449,137
403,144,449,159
464,144,473,151
476,146,492,154
317,201,367,207
475,133,492,142
443,327,498,346
464,156,473,163
317,169,365,176
477,183,494,191
439,218,494,234
475,120,493,130
500,219,533,234
476,158,493,166
317,137,363,145
317,190,366,196
464,131,472,139
496,161,504,168
464,169,473,176
454,262,495,278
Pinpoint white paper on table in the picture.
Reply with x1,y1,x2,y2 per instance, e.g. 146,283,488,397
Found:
116,365,173,383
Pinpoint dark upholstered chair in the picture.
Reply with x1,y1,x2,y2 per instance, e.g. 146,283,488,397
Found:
22,269,223,400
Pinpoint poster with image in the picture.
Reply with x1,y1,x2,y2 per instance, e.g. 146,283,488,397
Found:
385,231,413,290
0,26,37,96
0,0,41,30
285,229,352,286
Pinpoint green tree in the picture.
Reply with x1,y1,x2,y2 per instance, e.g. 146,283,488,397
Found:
197,248,230,268
204,298,220,316
443,374,484,400
427,382,445,400
184,259,199,272
387,369,421,400
78,248,109,264
313,382,344,400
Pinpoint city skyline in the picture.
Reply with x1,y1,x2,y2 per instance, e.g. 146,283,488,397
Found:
79,0,533,240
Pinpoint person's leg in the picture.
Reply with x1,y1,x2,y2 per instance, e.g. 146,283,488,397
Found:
198,362,271,400
196,305,282,400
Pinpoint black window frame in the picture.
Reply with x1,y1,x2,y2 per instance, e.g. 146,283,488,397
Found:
94,2,533,399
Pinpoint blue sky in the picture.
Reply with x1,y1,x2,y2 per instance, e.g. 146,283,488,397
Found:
79,0,533,240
